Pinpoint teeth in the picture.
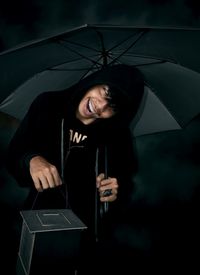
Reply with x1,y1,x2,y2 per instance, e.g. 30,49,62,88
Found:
88,99,95,113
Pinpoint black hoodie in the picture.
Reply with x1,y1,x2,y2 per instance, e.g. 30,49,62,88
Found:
6,64,144,231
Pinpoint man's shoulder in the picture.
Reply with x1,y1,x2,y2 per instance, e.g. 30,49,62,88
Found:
34,90,71,107
37,90,68,101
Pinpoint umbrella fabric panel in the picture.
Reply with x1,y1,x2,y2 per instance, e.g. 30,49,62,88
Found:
0,42,84,103
132,86,181,136
139,62,200,127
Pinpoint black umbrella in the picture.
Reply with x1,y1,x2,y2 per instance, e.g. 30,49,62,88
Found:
0,24,200,135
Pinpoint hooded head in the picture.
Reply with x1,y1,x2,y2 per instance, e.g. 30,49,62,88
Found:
71,64,145,124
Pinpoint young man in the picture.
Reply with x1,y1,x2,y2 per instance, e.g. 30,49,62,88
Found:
6,64,144,273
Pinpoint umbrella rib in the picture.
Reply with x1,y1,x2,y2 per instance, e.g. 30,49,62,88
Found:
46,54,103,72
58,29,178,66
58,29,145,58
107,29,148,53
51,31,176,71
47,54,161,70
94,30,109,66
58,38,100,53
56,40,103,66
46,53,165,72
47,59,164,72
80,56,104,77
56,28,150,67
112,51,178,64
49,56,104,83
135,60,165,67
105,55,165,67
92,28,149,66
109,30,148,65
59,30,118,67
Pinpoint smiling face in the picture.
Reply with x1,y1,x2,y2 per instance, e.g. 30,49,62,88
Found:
76,84,116,125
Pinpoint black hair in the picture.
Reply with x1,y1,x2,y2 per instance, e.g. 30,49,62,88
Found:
105,84,130,113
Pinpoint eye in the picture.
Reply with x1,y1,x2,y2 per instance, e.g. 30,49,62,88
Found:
103,85,111,98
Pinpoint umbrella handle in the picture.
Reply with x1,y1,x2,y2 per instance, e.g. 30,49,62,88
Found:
102,146,111,213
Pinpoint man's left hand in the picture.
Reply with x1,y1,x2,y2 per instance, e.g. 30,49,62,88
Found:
96,173,118,202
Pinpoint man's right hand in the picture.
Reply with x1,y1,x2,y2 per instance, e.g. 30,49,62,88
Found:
29,156,62,192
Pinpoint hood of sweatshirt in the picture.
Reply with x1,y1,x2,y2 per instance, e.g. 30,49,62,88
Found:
68,64,145,124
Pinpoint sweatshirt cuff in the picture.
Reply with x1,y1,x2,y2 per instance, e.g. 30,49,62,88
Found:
23,153,40,168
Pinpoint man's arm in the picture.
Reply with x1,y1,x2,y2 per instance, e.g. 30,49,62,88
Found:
6,92,57,186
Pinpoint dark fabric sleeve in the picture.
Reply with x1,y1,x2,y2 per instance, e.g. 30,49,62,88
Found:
5,92,55,187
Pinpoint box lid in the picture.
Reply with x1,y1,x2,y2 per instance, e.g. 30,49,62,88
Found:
20,209,87,233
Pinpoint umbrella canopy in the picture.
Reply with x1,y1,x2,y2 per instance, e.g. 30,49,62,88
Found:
0,24,200,135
